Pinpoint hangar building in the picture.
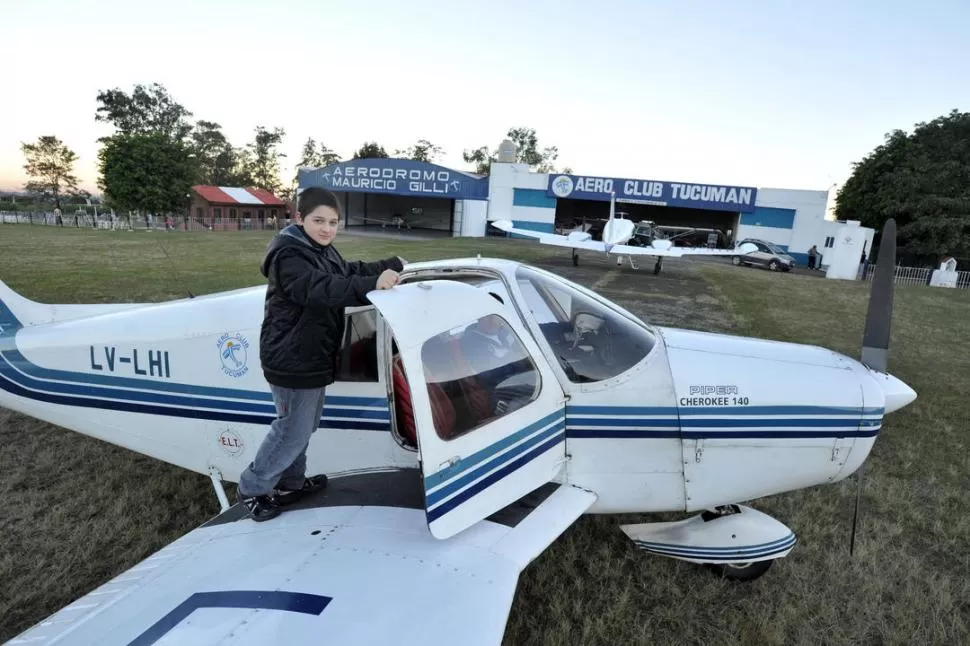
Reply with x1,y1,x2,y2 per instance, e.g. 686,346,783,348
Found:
297,159,489,237
485,163,872,267
297,158,871,267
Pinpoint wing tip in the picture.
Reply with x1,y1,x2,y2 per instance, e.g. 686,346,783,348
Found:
489,219,514,232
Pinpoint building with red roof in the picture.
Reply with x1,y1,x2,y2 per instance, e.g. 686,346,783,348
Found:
189,185,288,231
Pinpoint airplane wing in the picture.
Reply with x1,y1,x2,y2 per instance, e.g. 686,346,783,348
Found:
490,220,756,258
8,470,595,646
604,241,759,257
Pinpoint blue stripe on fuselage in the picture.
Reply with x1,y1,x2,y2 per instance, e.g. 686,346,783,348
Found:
566,404,883,439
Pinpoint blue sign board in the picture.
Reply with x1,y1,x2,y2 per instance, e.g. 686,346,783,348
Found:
546,173,758,213
298,159,489,201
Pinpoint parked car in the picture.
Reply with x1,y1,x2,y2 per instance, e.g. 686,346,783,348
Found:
733,238,796,271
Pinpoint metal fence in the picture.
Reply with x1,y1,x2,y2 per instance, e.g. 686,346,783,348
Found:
861,263,970,289
0,211,283,232
5,211,970,290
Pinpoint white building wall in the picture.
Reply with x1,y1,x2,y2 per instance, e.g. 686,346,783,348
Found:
818,219,875,270
824,221,872,280
487,163,554,227
460,199,488,236
734,224,792,247
779,189,835,255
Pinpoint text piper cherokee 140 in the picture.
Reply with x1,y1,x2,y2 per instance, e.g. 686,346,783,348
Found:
1,221,915,645
490,190,759,274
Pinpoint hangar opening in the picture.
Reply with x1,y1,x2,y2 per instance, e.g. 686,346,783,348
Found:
297,159,490,237
548,174,757,248
336,192,454,234
555,199,742,248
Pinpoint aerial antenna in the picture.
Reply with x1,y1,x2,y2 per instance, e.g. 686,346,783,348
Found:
152,216,195,299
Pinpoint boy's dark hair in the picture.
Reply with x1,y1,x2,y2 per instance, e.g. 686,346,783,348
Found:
298,187,342,220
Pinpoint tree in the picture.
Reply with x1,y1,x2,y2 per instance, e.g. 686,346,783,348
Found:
395,138,443,163
96,82,198,213
462,146,494,175
244,126,286,195
296,138,342,169
97,132,196,214
507,127,559,172
352,142,389,159
20,136,81,209
462,127,563,175
191,120,234,185
835,109,970,263
95,82,193,142
317,143,341,168
297,137,319,168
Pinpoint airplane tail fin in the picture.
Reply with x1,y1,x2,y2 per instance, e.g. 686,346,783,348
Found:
0,280,144,333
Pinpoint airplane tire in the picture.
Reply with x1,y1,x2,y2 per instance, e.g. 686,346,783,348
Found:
705,559,773,582
572,250,578,266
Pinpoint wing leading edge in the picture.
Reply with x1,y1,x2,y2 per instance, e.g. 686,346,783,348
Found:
490,220,757,258
9,473,595,646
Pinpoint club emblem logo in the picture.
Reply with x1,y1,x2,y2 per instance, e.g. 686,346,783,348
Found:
551,175,574,198
218,332,249,378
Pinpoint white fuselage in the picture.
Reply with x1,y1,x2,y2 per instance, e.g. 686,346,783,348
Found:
0,259,901,516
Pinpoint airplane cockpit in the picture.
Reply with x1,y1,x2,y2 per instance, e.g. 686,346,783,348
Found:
334,265,658,450
513,266,657,383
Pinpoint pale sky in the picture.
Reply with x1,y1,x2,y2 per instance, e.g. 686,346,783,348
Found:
1,0,968,195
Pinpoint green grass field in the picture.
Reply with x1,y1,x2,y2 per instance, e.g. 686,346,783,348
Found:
1,224,968,645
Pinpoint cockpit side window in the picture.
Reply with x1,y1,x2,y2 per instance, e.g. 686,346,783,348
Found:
420,315,540,440
515,266,656,383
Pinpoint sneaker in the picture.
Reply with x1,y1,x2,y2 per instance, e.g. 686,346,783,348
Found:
273,474,328,506
237,491,281,522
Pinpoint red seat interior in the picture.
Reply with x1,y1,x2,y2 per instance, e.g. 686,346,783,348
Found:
392,355,456,445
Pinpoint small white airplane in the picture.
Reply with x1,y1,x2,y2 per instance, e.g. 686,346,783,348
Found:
355,208,438,231
1,221,915,645
490,191,758,274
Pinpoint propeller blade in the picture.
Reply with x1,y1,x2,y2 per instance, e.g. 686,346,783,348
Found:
852,218,896,555
860,218,896,372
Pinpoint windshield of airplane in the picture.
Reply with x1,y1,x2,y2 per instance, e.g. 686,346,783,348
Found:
514,266,656,383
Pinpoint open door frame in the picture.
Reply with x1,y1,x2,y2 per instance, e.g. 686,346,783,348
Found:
369,280,568,539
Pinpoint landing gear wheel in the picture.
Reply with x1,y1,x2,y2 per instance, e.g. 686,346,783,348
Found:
705,559,773,582
653,258,663,275
572,249,578,266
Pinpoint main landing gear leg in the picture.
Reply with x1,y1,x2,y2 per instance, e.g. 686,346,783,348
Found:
209,465,230,512
572,248,579,266
654,257,663,275
629,255,639,270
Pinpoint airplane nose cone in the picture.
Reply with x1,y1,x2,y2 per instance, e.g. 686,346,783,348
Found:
876,372,917,413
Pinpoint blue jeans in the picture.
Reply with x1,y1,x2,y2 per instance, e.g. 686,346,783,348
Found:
238,384,326,497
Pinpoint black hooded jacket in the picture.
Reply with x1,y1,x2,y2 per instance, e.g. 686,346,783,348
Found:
259,224,403,388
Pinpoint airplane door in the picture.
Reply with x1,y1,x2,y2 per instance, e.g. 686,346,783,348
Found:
369,280,567,539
